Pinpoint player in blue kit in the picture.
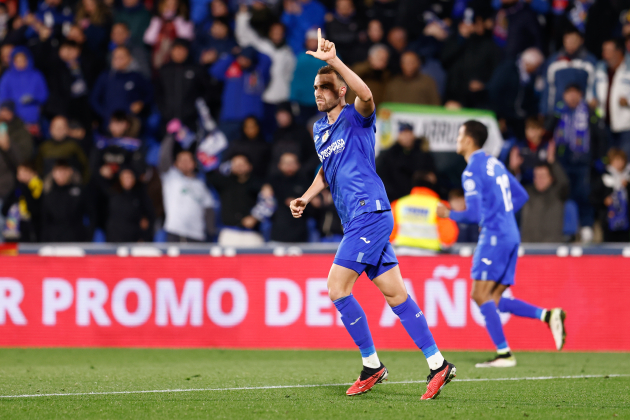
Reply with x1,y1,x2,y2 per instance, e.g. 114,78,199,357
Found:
437,121,567,367
289,29,455,400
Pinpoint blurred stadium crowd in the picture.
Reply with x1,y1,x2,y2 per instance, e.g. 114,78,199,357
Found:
0,0,629,245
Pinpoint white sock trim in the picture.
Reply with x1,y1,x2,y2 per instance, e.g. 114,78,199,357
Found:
362,352,380,369
540,309,548,322
427,352,445,370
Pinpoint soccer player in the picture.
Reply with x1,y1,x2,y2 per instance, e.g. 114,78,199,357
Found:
289,29,456,400
437,121,567,367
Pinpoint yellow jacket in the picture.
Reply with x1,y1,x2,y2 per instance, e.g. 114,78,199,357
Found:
390,187,458,250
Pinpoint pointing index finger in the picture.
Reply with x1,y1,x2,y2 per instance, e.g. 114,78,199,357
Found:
318,28,322,50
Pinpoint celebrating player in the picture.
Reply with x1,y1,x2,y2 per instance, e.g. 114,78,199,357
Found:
289,29,456,400
437,121,567,367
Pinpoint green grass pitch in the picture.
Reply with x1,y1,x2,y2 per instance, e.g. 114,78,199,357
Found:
0,349,628,419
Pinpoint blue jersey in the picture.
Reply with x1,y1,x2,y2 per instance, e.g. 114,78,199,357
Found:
313,104,390,225
450,150,528,244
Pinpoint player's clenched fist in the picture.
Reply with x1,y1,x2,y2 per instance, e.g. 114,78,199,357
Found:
290,197,308,218
306,28,336,62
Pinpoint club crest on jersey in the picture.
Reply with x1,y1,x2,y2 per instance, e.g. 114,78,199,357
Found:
321,130,330,144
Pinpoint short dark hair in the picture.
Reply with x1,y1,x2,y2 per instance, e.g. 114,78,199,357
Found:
603,37,625,53
563,25,583,38
564,83,583,93
317,65,347,87
462,120,488,148
60,40,80,49
110,110,129,123
534,161,553,176
448,188,464,200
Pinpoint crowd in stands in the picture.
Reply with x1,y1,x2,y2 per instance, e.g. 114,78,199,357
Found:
1,0,630,246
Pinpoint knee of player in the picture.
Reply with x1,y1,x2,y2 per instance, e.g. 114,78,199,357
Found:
470,288,491,306
328,286,349,302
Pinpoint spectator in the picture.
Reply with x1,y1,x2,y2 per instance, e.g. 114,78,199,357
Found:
385,26,407,74
32,0,74,39
592,148,630,242
194,17,237,67
390,172,459,251
346,44,390,108
504,116,549,185
441,8,502,109
90,111,144,231
493,0,543,59
74,0,112,55
592,38,630,158
109,22,151,78
376,122,436,202
98,166,154,242
353,19,385,64
325,0,362,66
383,51,440,105
0,44,13,79
91,111,144,183
269,103,318,176
552,0,618,58
0,47,48,128
210,46,271,141
156,39,207,130
36,115,89,182
0,100,33,204
159,133,216,242
521,159,570,243
206,154,264,246
540,27,597,116
281,0,326,55
90,46,153,126
235,6,296,137
42,40,96,129
487,48,544,136
224,116,270,179
113,0,151,47
143,0,194,70
365,0,398,33
289,28,324,124
63,23,108,79
448,188,479,243
548,84,595,242
1,161,42,242
269,152,310,242
40,159,88,242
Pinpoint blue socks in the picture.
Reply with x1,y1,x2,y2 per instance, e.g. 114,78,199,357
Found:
479,301,510,353
334,295,375,357
499,297,544,320
335,294,445,370
391,296,439,359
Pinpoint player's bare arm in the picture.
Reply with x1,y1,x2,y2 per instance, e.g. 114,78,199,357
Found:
290,167,328,218
307,28,375,117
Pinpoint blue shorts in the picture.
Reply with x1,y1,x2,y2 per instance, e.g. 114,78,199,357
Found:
333,211,399,280
471,242,519,286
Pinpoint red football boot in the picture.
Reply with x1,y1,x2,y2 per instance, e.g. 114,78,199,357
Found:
420,362,456,400
346,365,388,396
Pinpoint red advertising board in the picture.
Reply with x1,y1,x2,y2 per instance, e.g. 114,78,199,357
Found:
0,256,628,350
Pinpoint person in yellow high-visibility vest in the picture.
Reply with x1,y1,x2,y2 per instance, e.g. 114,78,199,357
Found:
390,173,459,250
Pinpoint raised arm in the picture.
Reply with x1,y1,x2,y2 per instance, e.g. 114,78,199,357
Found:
289,167,328,218
306,28,375,117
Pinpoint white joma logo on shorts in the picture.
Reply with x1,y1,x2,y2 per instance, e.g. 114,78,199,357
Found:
360,237,370,243
482,258,492,265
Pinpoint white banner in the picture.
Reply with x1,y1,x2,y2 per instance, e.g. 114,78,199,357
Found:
376,104,504,156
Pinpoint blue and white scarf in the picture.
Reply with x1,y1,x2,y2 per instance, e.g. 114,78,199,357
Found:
554,100,590,154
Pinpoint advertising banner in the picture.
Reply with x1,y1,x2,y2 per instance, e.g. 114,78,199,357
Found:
376,104,504,156
0,256,628,350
